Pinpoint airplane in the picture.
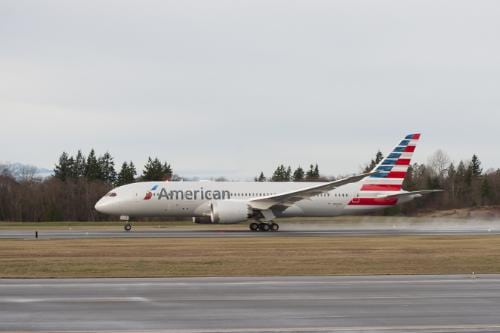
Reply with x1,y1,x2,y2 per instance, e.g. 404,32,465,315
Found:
95,133,441,232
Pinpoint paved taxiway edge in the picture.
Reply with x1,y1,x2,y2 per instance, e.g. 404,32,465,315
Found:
1,275,500,332
1,228,500,239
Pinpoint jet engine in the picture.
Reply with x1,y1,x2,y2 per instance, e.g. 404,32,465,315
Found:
192,216,212,224
210,200,251,224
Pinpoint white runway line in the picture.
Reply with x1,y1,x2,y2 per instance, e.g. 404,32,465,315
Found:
0,296,149,303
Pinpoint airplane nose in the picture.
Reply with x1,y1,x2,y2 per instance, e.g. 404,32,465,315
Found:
95,197,116,215
95,194,125,215
94,198,106,213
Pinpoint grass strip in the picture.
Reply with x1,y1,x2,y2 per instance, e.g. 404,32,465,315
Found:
0,235,499,278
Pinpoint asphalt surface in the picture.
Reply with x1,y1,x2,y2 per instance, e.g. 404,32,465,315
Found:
1,227,500,239
1,275,499,332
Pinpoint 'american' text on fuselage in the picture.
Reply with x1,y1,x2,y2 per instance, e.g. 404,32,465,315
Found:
157,188,231,200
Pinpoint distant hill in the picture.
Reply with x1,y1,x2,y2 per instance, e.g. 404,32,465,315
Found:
0,162,53,180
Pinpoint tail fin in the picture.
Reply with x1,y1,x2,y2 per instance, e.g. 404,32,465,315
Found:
360,133,421,192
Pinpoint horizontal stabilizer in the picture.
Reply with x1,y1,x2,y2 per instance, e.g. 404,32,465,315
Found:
377,189,443,199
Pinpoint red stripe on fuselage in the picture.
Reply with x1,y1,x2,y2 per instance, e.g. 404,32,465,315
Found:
361,184,402,191
348,197,398,206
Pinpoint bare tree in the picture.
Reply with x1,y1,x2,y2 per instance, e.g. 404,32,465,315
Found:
18,165,39,182
427,149,451,176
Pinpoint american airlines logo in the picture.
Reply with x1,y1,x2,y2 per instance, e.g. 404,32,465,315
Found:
144,185,231,201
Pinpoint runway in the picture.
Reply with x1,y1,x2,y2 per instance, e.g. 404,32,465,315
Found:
1,227,500,239
1,275,500,332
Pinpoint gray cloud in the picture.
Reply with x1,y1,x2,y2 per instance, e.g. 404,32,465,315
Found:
1,0,499,178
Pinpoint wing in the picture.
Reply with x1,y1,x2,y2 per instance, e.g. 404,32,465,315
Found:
378,189,443,199
248,172,373,210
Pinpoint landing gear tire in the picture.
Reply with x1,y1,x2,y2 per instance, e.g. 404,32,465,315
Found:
249,222,260,232
270,223,279,232
259,223,270,232
124,223,132,232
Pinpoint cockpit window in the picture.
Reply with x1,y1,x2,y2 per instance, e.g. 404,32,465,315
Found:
107,192,117,197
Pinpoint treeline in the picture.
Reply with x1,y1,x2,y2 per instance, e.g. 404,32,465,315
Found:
54,150,173,185
398,152,500,214
1,149,500,221
0,150,173,221
255,164,322,182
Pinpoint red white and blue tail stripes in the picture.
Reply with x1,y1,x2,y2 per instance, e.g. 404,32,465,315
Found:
349,133,420,206
361,133,420,192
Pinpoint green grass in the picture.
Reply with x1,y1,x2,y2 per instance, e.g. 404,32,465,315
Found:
1,235,499,278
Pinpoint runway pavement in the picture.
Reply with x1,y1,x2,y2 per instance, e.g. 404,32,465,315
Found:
1,227,500,239
1,275,500,332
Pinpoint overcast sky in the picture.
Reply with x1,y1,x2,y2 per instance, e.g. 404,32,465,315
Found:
1,0,499,179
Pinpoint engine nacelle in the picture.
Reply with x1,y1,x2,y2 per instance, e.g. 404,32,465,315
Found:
192,216,213,224
210,200,251,224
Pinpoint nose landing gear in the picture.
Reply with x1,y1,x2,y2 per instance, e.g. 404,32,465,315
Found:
249,222,279,232
120,216,132,232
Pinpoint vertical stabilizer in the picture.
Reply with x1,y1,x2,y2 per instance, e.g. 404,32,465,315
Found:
360,133,421,192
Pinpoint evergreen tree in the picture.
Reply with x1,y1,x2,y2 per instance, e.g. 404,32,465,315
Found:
306,164,314,179
271,165,283,182
447,162,457,204
54,152,74,181
402,164,416,191
66,156,77,179
129,161,137,179
480,177,492,204
255,171,266,182
85,149,102,181
293,166,305,181
305,164,320,181
456,161,467,183
313,164,320,177
142,157,172,181
285,166,292,181
364,150,384,172
271,164,289,182
98,152,117,183
73,150,86,178
465,162,473,186
116,161,137,186
455,161,472,204
447,162,456,179
471,154,482,177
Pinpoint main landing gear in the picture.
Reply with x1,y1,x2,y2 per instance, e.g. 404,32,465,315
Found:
249,222,279,232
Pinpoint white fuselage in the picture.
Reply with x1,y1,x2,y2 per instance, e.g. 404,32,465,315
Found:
95,180,413,221
94,133,427,225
